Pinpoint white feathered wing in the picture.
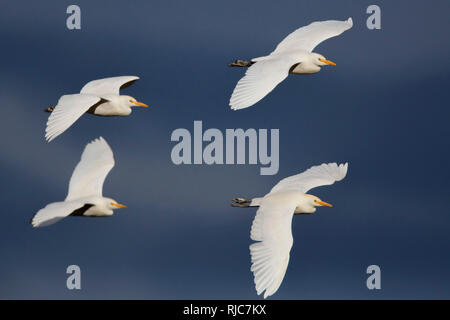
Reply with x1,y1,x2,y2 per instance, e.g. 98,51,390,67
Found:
80,76,139,96
271,18,353,54
250,200,297,298
229,57,296,110
45,94,101,142
66,137,114,201
270,162,348,195
31,201,87,227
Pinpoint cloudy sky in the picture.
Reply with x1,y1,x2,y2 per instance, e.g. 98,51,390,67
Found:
0,0,449,299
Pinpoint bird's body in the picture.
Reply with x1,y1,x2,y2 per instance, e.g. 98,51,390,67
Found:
87,95,133,117
255,51,323,74
65,196,116,217
45,76,149,142
232,162,348,298
236,192,321,213
229,18,353,110
31,137,126,227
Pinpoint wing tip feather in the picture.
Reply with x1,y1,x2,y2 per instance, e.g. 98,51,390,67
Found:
347,17,353,26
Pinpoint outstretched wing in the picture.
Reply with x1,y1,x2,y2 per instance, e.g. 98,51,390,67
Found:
31,201,86,227
229,57,296,110
249,199,297,299
45,94,101,142
65,137,115,201
271,18,353,54
269,162,348,195
80,76,139,96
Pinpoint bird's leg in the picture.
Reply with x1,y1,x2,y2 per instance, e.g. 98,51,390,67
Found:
231,198,252,208
44,106,55,113
229,59,254,67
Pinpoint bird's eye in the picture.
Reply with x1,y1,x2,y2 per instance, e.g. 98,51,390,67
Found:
129,100,133,103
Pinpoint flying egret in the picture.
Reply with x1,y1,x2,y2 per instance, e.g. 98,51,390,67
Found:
229,18,353,110
45,76,149,142
231,162,348,298
31,137,126,227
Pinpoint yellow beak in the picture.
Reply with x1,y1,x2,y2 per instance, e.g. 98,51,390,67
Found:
112,203,127,209
317,200,333,207
133,101,149,108
319,58,336,66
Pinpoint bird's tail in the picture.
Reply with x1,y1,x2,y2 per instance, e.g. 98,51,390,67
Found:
231,197,262,208
44,106,55,113
229,59,254,67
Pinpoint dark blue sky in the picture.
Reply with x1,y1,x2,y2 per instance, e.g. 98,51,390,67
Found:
0,0,449,299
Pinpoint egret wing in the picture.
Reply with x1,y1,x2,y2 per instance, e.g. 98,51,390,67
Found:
271,18,353,54
31,200,86,227
80,76,139,96
269,162,348,195
249,199,297,298
229,58,295,110
65,137,115,201
45,94,101,142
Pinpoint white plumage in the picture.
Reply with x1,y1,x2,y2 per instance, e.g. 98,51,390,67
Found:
232,162,348,298
269,162,349,195
31,137,127,227
249,200,296,298
270,18,353,54
229,18,353,110
45,76,148,142
80,76,139,96
230,58,295,111
65,136,115,201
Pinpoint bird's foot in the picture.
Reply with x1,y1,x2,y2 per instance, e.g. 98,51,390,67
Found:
232,198,250,204
229,59,253,67
44,106,55,113
231,198,251,208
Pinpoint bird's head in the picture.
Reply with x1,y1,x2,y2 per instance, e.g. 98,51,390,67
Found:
105,198,127,211
306,194,333,208
122,95,149,108
312,53,336,67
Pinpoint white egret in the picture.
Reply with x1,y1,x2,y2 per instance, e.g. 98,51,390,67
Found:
232,162,348,298
229,18,353,110
45,76,149,142
31,137,126,227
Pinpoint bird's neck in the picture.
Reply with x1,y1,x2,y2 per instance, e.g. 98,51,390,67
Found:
294,194,316,214
290,59,321,74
